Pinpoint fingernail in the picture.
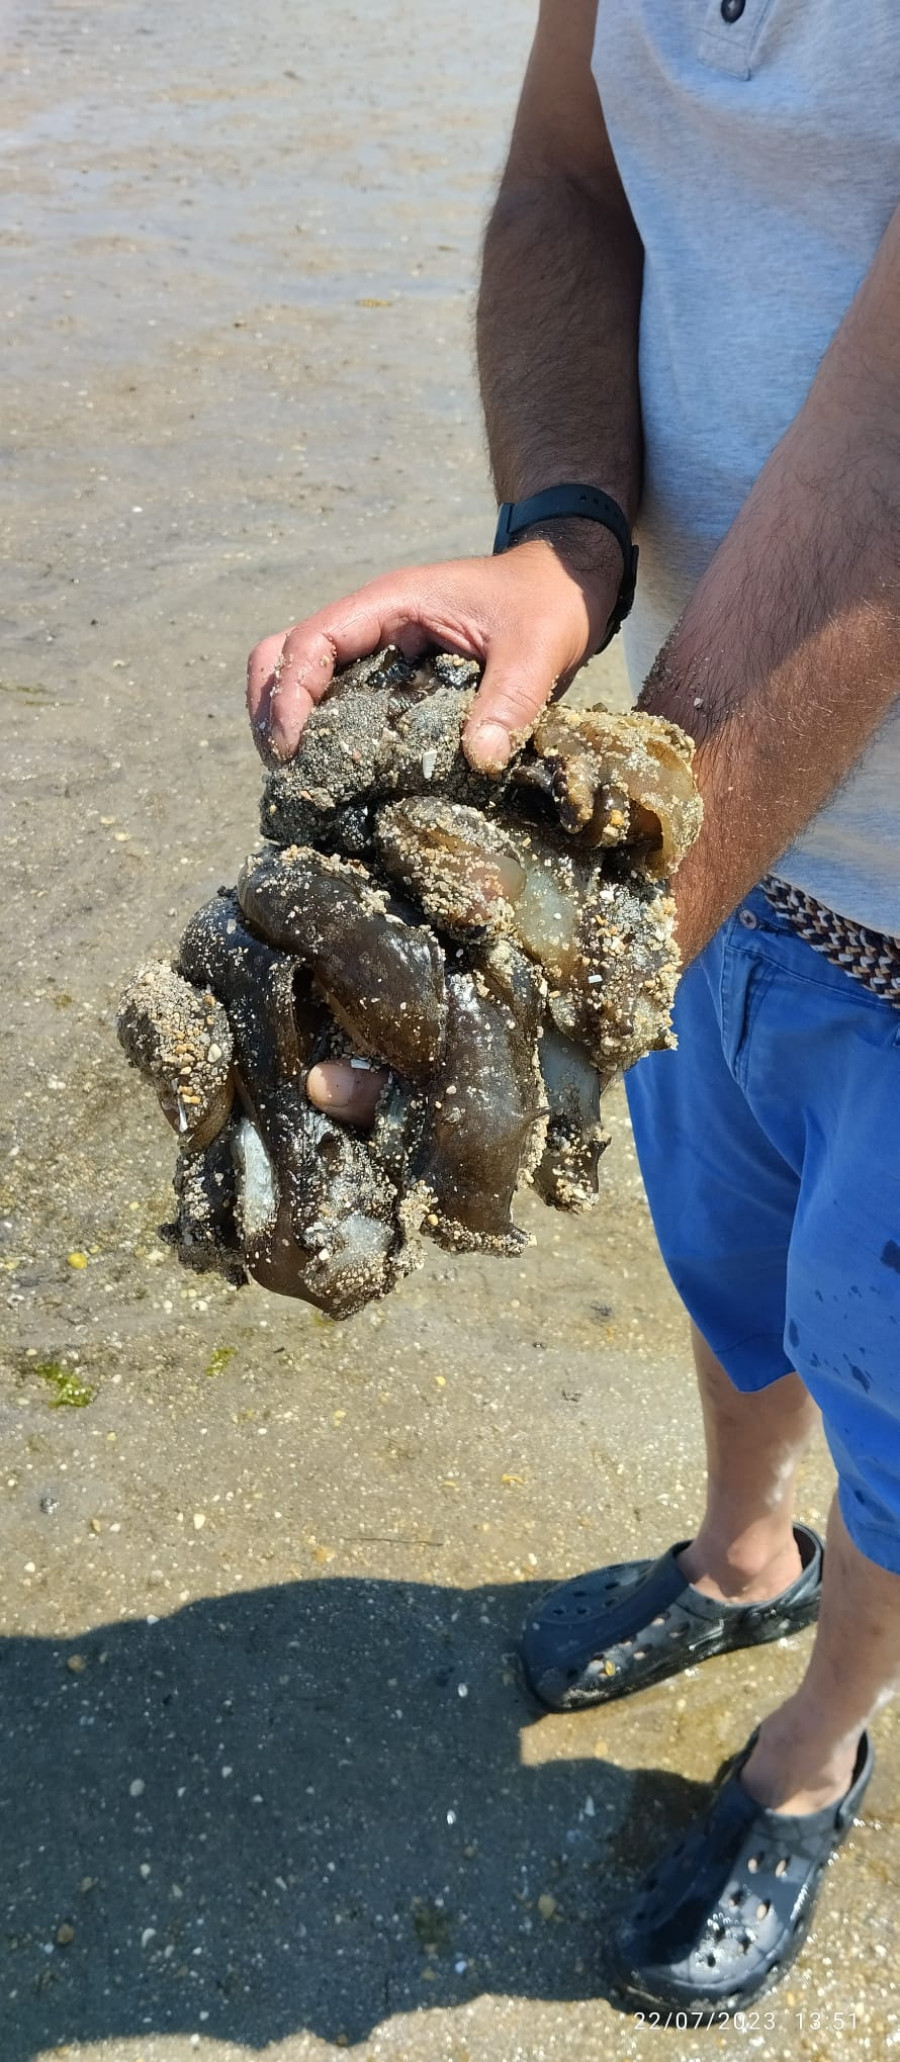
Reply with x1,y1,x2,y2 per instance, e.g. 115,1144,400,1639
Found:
252,726,286,770
262,725,292,764
465,720,510,772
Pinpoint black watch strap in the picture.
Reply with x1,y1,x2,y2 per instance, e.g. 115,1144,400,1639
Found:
492,483,638,653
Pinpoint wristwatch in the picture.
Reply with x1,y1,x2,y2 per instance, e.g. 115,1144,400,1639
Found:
492,482,638,653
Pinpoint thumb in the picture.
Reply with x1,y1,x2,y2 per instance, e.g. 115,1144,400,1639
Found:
462,634,564,773
306,1059,385,1128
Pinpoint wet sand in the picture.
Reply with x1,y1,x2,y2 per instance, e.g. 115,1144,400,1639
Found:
2,1,897,2057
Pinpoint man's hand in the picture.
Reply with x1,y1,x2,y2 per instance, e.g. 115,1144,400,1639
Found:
246,534,622,773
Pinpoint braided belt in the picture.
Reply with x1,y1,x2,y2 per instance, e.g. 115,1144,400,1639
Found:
762,874,900,1009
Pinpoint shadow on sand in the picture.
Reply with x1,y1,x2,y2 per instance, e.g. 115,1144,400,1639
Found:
1,1577,709,2054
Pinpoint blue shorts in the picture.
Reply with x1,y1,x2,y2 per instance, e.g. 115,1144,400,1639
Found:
625,883,900,1574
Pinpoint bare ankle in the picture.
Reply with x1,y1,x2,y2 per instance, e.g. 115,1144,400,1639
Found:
678,1526,803,1605
741,1707,861,1813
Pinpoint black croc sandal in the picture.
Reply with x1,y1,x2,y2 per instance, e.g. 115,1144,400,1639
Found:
520,1524,823,1710
613,1729,874,2013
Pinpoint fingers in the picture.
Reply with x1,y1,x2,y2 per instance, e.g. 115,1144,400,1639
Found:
306,1059,386,1129
246,633,286,715
247,571,443,765
246,633,295,765
247,625,339,766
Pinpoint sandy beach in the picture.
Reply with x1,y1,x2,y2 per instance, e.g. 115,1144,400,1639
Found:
2,1,897,2056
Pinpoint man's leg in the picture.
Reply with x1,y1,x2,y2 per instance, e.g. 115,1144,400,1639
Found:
741,1494,900,1812
669,1330,900,1818
681,1331,900,1818
612,897,900,2005
642,1337,900,1821
676,1322,818,1603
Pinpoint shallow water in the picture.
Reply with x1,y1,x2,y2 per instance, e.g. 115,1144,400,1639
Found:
2,0,537,994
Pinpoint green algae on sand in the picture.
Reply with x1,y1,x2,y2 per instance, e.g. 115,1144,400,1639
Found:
205,1345,236,1379
35,1361,97,1409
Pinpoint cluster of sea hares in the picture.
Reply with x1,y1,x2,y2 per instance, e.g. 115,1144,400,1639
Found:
118,649,701,1317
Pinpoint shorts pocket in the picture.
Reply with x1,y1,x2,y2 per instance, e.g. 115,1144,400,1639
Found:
717,939,776,1092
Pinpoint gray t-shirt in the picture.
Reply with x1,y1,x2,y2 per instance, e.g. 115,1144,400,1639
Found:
593,0,900,934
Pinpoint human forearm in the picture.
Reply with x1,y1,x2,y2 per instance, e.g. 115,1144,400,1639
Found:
476,0,642,606
478,176,642,526
642,214,900,963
